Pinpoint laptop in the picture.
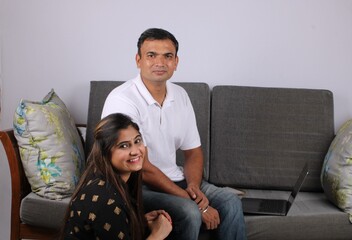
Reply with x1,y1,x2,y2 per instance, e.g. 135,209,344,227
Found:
241,162,309,216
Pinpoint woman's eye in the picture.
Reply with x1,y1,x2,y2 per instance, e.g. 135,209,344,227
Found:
119,143,129,149
135,137,143,144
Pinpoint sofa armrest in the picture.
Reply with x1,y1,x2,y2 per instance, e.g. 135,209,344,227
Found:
0,124,86,239
0,129,31,235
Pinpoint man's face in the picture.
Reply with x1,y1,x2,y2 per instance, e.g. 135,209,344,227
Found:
136,39,178,84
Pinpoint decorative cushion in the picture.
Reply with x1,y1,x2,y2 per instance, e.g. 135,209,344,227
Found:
321,119,352,223
13,89,85,200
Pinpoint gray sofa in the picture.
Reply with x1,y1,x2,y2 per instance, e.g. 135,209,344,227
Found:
86,81,352,239
2,81,351,239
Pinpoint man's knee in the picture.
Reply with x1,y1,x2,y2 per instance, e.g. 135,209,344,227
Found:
178,200,202,224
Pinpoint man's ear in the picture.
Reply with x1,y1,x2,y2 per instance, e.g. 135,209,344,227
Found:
175,55,179,71
135,53,141,68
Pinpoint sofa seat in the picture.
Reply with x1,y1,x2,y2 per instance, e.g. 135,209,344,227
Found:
20,192,70,229
242,189,352,240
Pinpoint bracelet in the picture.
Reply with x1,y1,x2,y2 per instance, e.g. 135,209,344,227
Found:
202,205,209,214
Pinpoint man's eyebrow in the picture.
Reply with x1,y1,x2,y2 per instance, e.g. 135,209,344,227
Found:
146,51,174,56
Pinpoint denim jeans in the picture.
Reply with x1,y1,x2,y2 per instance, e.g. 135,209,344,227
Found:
143,180,247,240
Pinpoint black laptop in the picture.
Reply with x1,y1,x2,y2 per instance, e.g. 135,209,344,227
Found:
241,162,309,216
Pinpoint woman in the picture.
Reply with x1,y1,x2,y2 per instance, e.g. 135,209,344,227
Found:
63,113,172,240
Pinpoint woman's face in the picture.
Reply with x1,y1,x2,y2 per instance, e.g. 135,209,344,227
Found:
111,125,145,182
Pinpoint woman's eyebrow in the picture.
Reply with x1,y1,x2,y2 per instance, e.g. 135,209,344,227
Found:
116,134,142,145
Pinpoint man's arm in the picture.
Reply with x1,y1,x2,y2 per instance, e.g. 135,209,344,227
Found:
142,148,190,199
183,146,204,189
183,146,221,230
183,147,208,207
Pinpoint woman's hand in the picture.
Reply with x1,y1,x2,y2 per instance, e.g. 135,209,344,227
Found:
145,210,172,240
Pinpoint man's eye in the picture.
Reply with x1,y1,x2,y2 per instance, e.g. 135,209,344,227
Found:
147,53,155,58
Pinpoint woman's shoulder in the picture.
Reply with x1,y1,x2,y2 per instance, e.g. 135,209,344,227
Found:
73,175,126,208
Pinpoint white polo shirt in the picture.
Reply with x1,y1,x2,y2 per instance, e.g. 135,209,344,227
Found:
101,75,201,181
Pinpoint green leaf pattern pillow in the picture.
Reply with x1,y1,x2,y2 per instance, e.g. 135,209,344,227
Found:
13,89,85,200
321,119,352,223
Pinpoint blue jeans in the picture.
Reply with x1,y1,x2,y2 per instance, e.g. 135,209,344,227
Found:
142,180,247,240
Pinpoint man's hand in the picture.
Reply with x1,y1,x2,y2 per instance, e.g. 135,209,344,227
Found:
186,184,209,210
185,184,220,229
201,206,220,230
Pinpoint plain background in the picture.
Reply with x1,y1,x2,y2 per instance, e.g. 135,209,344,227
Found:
1,1,351,239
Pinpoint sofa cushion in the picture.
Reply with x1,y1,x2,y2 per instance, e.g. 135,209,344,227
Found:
13,89,85,200
321,119,352,222
20,192,70,229
243,190,352,240
210,86,334,191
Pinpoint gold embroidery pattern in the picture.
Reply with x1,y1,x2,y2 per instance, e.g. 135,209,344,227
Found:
98,180,105,186
88,212,96,221
104,223,111,231
114,206,121,215
74,226,80,233
107,199,115,205
70,210,74,218
84,224,91,231
118,231,125,239
80,194,86,201
77,211,81,216
92,195,99,202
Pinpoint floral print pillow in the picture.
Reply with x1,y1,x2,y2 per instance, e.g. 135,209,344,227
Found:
13,89,85,200
321,119,352,223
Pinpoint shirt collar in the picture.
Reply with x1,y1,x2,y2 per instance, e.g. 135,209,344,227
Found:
133,74,175,106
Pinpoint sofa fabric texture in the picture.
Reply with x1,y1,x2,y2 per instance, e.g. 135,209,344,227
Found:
13,89,85,200
20,192,70,229
210,86,335,191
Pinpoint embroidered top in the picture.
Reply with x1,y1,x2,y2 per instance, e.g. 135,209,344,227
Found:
64,175,131,240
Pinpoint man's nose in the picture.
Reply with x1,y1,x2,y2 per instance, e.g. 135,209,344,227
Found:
154,55,165,65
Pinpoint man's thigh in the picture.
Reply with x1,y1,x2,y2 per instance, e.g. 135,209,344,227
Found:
200,181,241,207
142,186,203,221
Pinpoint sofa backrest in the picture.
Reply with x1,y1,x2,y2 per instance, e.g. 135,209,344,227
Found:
86,81,211,179
86,81,124,157
209,86,334,191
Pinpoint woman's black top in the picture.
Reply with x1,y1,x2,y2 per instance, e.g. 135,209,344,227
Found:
64,176,131,239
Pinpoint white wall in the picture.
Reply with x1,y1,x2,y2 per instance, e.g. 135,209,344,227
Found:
1,0,351,239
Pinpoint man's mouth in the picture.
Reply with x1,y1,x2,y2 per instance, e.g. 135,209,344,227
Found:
153,69,167,74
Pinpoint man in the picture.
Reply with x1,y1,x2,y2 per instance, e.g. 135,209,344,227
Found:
102,28,246,240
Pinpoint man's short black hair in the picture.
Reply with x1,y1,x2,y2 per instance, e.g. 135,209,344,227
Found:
137,28,179,56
